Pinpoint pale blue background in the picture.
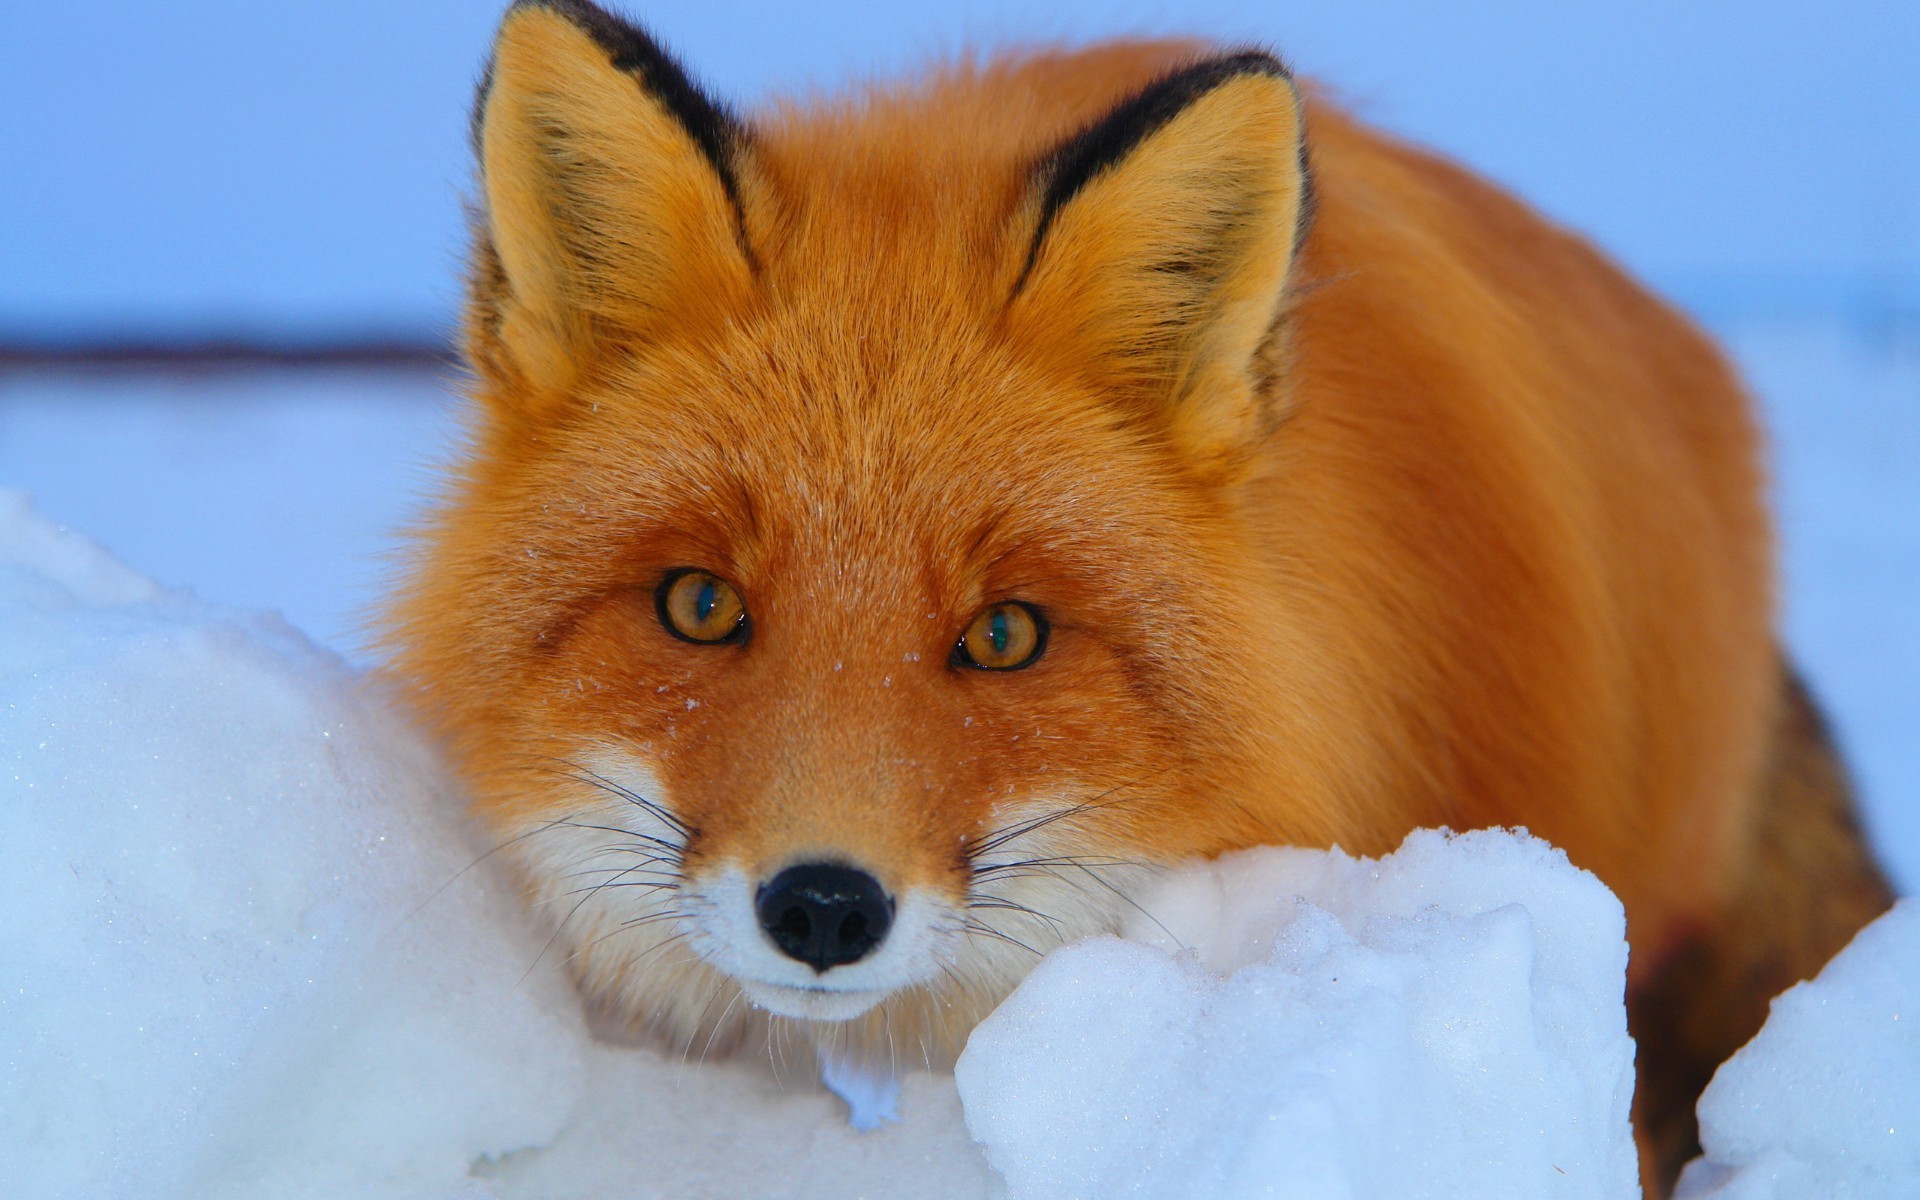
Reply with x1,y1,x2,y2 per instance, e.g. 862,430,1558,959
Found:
3,0,1917,336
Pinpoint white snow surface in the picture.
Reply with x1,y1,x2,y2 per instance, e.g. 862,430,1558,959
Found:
1676,897,1920,1200
957,832,1640,1200
0,490,587,1199
4,489,1916,1199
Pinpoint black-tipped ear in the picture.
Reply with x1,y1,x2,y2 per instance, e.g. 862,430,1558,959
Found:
467,0,756,410
1006,53,1313,469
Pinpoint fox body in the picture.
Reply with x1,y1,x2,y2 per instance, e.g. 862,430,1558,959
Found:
389,0,1890,1186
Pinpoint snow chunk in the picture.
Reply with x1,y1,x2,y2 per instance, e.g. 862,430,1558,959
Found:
0,491,586,1200
473,1050,997,1199
1676,897,1920,1200
955,829,1640,1200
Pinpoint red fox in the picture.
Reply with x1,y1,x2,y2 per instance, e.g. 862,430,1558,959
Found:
386,0,1892,1188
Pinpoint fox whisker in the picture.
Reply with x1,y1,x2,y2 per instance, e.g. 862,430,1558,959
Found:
963,894,1069,940
963,770,1168,862
390,813,594,940
528,753,693,837
697,986,749,1067
961,915,1044,959
563,910,689,970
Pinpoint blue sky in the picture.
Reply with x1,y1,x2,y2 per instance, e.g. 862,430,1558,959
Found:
3,0,1917,335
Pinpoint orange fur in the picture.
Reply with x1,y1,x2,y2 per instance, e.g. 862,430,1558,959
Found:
387,4,1886,1190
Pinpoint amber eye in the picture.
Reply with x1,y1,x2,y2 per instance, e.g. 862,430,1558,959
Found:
955,602,1048,671
656,569,748,644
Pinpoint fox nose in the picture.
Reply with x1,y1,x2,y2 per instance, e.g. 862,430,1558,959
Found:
755,863,894,973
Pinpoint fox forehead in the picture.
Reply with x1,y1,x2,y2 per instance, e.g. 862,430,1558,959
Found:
517,314,1209,575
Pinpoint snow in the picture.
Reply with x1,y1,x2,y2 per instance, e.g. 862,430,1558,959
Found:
0,367,457,651
1676,897,1920,1200
958,832,1638,1200
0,491,586,1198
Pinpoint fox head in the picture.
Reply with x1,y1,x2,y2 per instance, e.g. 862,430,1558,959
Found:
390,0,1337,1063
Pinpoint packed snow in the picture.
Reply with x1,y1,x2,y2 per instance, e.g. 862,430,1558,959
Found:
1677,897,1920,1200
959,832,1639,1199
3,490,1916,1198
0,490,586,1199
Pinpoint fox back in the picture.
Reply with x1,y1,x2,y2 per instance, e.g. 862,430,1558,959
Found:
389,2,1889,1188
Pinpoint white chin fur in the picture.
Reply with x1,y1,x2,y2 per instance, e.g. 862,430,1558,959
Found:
515,754,1144,1051
737,979,891,1022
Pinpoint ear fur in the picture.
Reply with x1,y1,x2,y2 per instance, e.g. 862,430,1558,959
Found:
1006,53,1312,468
468,0,754,411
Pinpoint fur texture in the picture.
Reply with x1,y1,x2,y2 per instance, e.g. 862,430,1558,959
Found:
386,4,1890,1192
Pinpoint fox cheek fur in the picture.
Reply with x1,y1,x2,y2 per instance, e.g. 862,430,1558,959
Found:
387,1,1889,1186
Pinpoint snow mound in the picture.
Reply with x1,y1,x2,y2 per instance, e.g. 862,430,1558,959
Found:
0,490,586,1199
1677,897,1920,1200
956,831,1640,1200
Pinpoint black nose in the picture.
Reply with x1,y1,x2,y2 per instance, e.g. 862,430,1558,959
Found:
755,863,894,973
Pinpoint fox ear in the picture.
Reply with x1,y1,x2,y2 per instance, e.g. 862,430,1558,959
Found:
1006,54,1311,470
468,0,754,408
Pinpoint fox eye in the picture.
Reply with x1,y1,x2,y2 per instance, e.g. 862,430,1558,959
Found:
954,602,1048,671
657,569,748,644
